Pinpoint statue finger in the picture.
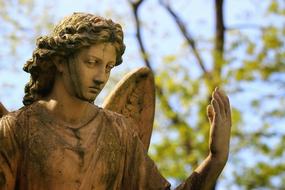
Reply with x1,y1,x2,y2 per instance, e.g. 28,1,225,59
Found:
217,89,230,117
211,99,220,121
224,95,231,119
213,89,226,117
207,104,214,124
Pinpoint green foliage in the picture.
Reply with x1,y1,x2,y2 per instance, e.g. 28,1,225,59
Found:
149,0,285,189
268,0,279,13
1,0,285,189
0,0,54,66
263,27,283,49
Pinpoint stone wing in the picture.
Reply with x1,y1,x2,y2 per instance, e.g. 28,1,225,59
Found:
102,67,155,152
0,102,8,118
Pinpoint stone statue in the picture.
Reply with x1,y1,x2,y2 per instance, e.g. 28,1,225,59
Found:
0,12,232,190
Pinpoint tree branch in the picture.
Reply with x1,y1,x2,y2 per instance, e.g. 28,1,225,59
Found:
159,0,210,78
128,0,193,154
129,0,152,70
214,0,225,74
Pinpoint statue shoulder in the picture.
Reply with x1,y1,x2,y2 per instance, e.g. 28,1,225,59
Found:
100,107,126,120
0,105,34,133
99,107,136,135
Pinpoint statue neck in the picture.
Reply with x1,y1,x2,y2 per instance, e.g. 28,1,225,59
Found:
40,76,94,126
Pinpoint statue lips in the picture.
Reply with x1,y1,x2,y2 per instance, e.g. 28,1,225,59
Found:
89,86,101,94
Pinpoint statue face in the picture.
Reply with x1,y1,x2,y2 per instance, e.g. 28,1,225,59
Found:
63,43,117,102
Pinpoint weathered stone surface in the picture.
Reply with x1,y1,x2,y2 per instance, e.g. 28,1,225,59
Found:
103,67,155,151
0,102,170,190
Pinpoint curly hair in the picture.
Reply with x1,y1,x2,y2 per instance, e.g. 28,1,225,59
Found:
23,12,126,106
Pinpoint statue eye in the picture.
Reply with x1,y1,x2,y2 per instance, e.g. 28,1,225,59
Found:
106,64,114,73
85,60,99,68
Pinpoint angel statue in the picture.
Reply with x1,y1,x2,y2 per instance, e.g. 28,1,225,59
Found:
0,12,232,190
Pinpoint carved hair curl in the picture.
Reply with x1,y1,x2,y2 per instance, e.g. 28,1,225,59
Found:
23,12,126,106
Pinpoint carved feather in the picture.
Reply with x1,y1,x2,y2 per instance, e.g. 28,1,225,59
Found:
102,67,155,152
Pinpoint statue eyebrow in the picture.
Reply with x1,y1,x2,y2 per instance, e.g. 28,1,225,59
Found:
86,55,100,60
86,55,116,65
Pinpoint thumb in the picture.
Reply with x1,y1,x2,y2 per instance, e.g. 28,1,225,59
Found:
207,104,214,124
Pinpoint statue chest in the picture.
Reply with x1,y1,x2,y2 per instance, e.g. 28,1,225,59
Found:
19,115,126,190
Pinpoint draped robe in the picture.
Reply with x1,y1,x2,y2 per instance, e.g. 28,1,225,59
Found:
0,102,171,190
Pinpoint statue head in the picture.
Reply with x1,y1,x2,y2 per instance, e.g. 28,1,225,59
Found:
23,12,126,106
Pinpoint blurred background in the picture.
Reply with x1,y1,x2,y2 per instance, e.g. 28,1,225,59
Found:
0,0,284,189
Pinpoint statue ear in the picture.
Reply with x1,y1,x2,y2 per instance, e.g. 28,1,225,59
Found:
53,56,65,73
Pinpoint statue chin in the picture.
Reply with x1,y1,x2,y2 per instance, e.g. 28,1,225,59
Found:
76,95,96,104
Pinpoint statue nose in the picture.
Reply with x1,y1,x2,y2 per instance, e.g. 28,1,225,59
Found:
93,71,106,85
93,78,104,86
93,67,106,80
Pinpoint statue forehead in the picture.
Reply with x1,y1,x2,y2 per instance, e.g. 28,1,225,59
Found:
75,43,117,62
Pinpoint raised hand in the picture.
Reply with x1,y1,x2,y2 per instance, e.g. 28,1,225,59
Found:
207,87,232,163
176,87,232,190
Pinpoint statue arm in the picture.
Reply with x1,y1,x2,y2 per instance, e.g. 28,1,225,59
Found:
0,115,20,190
175,88,232,190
